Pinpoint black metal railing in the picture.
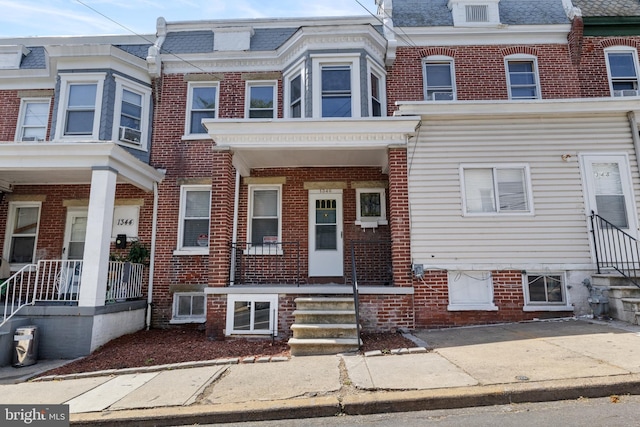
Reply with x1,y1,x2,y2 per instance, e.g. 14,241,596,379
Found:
347,240,393,287
350,244,362,350
229,242,301,286
590,211,640,287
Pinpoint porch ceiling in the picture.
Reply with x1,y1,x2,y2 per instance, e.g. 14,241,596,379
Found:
0,142,164,192
204,117,422,176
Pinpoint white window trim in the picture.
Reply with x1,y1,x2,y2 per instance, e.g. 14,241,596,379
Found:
3,201,42,271
422,55,457,101
311,53,361,119
522,272,573,311
54,72,106,141
367,58,387,117
504,54,541,100
244,80,278,119
460,163,534,217
355,188,388,226
283,58,306,119
226,294,278,335
184,81,219,138
112,75,151,151
604,46,640,97
246,184,283,255
174,185,211,256
170,292,207,324
15,97,50,142
447,270,498,311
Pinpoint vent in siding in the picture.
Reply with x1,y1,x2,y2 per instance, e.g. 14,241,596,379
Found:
466,5,488,22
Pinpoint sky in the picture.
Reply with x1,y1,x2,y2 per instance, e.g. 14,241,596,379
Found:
0,0,379,38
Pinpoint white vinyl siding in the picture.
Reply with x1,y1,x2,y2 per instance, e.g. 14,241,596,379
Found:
408,114,639,269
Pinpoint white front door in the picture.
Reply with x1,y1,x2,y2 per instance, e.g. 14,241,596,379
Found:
308,190,343,277
63,209,88,260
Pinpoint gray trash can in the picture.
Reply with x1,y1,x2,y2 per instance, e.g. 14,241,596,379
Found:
13,325,39,367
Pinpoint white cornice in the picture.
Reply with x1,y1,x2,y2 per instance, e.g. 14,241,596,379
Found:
395,97,640,119
164,16,377,32
0,34,155,46
395,24,571,46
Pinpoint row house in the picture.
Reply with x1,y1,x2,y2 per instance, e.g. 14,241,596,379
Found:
1,0,640,361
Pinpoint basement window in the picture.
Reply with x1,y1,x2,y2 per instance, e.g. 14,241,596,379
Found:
171,293,206,323
226,294,278,335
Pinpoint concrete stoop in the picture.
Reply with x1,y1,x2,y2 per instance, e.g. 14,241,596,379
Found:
591,274,640,325
288,297,361,356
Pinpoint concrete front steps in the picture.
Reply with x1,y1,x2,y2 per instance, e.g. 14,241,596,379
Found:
288,297,361,356
591,274,640,325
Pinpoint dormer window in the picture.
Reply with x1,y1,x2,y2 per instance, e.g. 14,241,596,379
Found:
448,0,501,26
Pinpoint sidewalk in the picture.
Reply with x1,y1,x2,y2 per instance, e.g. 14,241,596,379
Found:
1,318,640,426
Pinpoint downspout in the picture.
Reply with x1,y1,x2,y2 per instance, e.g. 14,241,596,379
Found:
146,180,160,330
229,169,241,285
628,111,640,165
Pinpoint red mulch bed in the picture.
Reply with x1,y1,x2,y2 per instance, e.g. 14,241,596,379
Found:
39,328,416,377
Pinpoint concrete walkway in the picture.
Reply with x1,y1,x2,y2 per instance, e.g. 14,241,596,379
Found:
1,318,639,426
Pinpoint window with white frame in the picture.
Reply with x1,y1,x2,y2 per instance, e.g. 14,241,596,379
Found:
177,186,211,253
284,64,304,118
4,202,41,265
248,185,281,246
171,293,206,323
226,294,278,335
16,98,49,142
461,165,532,215
113,77,150,148
312,55,361,118
368,61,386,117
605,47,640,96
246,81,276,119
525,273,566,306
447,271,497,311
423,57,456,101
355,188,387,225
505,56,540,100
54,73,105,140
186,83,218,135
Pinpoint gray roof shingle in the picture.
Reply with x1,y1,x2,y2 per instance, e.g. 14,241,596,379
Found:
115,44,153,59
572,0,640,17
20,46,46,69
250,28,298,51
392,0,569,27
163,31,214,54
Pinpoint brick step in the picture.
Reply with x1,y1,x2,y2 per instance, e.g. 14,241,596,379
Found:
293,297,355,311
288,338,361,356
292,310,356,324
291,323,358,339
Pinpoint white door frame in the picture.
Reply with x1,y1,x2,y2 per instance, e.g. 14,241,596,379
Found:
308,189,344,277
63,207,88,261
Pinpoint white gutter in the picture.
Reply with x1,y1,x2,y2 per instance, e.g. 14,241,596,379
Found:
229,170,241,286
146,180,160,330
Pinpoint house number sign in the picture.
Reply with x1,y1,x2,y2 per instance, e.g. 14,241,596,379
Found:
111,205,140,239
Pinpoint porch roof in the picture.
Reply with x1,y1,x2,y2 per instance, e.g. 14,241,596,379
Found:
203,117,422,176
0,142,164,192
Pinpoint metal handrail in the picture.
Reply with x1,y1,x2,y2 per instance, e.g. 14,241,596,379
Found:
0,264,38,327
590,211,640,287
350,244,362,350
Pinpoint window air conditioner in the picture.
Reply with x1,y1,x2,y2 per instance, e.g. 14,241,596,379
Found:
119,126,142,144
432,92,454,101
613,89,640,97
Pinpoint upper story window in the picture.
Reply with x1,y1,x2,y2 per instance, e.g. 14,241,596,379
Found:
246,81,277,119
312,54,361,118
606,47,640,97
461,164,533,215
368,61,386,117
113,77,151,149
423,57,456,101
186,82,218,136
3,202,41,266
284,62,304,118
176,185,211,255
16,98,50,142
54,73,105,140
505,56,540,100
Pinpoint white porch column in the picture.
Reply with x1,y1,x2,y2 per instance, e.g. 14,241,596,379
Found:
78,166,117,307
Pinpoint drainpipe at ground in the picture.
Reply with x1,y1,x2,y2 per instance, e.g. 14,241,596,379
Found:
146,180,160,330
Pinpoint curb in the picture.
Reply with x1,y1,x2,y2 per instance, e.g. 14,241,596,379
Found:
69,374,640,426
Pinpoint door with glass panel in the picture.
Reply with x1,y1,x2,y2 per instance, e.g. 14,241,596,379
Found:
61,208,87,296
308,190,343,277
582,154,639,269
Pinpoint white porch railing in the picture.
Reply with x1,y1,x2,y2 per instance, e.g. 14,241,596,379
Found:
1,260,145,327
